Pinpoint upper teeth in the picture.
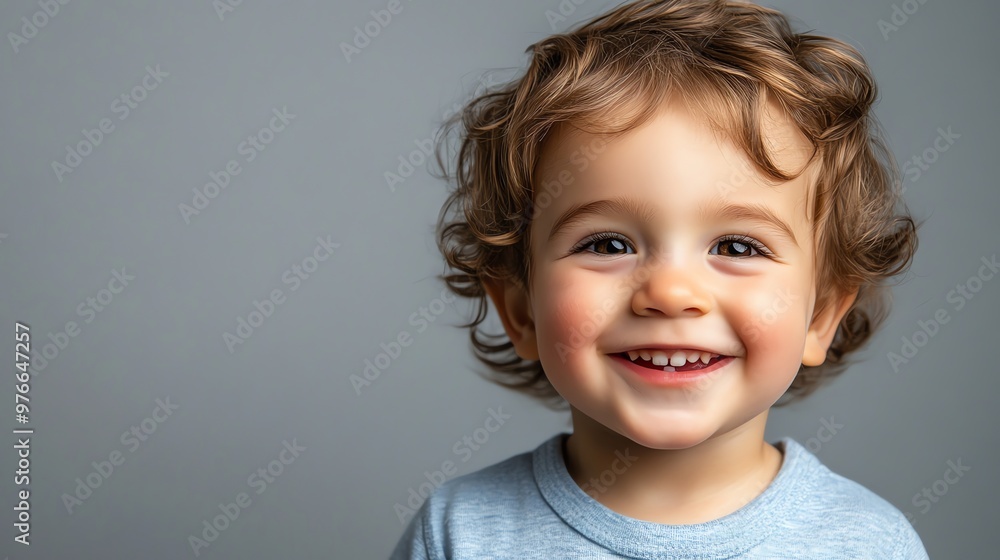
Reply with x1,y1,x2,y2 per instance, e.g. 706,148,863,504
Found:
626,349,719,367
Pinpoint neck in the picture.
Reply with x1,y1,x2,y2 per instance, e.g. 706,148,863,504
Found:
563,409,783,524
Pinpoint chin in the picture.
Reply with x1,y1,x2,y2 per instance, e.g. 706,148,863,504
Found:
607,411,718,451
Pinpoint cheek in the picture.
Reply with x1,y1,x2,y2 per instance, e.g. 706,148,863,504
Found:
729,278,810,374
533,267,620,367
731,277,807,350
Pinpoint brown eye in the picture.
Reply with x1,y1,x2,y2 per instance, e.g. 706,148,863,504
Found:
716,240,754,257
711,235,771,258
593,238,630,255
571,232,635,256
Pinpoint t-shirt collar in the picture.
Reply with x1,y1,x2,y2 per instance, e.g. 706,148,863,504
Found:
532,433,814,559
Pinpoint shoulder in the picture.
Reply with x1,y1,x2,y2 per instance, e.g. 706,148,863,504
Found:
391,445,538,560
417,436,559,534
423,440,545,520
393,436,561,558
435,446,536,500
778,438,929,559
791,441,909,526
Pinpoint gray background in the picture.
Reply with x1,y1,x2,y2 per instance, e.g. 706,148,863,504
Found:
0,0,996,558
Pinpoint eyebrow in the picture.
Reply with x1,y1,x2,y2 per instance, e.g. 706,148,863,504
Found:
546,195,799,246
547,196,658,242
699,199,800,246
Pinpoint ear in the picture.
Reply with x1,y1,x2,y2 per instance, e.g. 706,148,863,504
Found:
802,287,859,367
482,277,539,361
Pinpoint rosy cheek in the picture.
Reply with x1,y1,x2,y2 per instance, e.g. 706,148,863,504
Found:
538,305,574,345
732,280,808,367
534,269,611,365
536,298,586,363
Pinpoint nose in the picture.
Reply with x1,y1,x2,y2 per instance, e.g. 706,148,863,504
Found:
630,252,713,318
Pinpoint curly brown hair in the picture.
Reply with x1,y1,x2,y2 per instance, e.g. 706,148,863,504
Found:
430,0,921,408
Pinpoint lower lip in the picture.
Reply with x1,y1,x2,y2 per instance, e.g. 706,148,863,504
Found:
609,353,734,387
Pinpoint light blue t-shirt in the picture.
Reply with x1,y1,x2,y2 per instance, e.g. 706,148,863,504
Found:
390,433,929,559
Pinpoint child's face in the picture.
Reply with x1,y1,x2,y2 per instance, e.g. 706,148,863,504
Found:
488,97,857,449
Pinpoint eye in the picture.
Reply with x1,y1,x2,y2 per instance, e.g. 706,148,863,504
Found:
570,232,635,256
711,234,773,258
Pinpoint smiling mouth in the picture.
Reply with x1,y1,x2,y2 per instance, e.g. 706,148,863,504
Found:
616,352,728,373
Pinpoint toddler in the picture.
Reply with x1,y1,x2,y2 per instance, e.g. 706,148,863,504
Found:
393,0,927,557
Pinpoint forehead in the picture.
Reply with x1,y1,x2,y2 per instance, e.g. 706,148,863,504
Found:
532,97,820,241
